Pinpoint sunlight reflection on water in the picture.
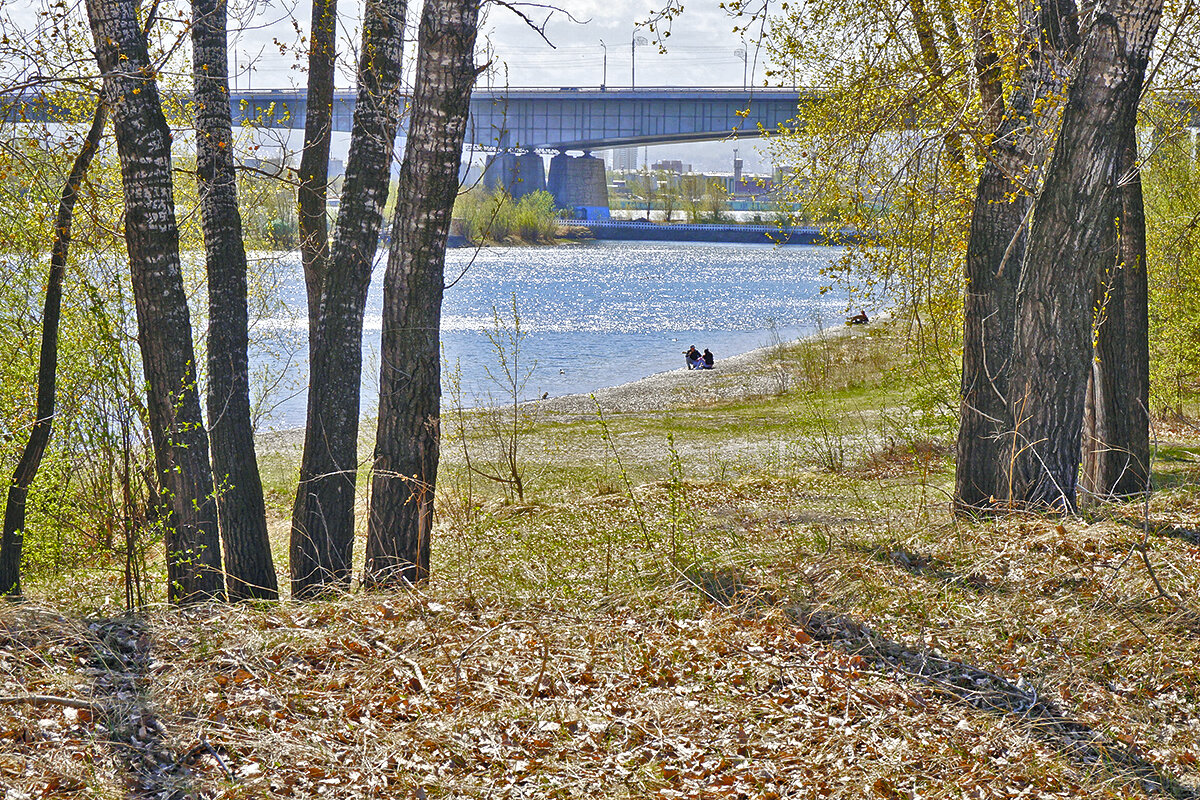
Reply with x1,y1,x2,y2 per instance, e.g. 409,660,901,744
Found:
255,240,848,428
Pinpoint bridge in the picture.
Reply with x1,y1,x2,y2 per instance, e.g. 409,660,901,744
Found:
3,86,806,219
229,87,807,151
231,87,806,218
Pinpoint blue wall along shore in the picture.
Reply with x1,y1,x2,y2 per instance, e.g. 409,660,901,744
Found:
556,219,844,245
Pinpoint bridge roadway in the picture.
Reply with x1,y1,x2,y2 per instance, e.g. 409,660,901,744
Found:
229,87,808,152
2,86,807,219
231,86,808,219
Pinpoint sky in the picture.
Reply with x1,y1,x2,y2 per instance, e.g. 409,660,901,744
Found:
478,1,763,90
228,0,779,172
229,1,769,91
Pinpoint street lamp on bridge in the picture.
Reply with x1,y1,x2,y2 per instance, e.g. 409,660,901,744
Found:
631,34,648,88
734,47,748,90
600,39,607,89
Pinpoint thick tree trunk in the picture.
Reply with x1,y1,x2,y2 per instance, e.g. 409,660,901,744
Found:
1008,0,1163,510
297,0,337,344
289,0,407,597
1081,125,1151,500
365,0,480,587
0,102,107,599
84,0,224,601
954,0,1079,512
193,0,278,599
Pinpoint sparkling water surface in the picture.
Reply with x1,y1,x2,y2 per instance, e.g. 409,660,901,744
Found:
258,240,848,428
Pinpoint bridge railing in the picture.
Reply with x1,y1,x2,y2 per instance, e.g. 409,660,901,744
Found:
555,218,822,235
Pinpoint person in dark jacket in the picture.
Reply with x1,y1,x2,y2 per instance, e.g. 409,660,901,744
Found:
701,348,714,369
684,345,703,369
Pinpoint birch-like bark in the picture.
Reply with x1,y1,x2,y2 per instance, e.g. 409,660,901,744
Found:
192,0,278,599
84,0,224,601
290,0,407,597
954,0,1080,511
365,0,480,587
0,102,107,598
1008,0,1163,510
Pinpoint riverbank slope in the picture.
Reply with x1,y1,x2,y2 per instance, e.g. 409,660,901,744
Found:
6,322,1199,799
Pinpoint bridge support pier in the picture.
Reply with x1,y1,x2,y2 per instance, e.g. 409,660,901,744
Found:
482,150,546,199
547,152,609,220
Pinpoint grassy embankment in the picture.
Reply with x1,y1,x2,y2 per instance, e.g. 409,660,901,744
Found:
3,325,1200,799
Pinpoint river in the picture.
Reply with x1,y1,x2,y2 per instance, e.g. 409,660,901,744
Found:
254,240,849,428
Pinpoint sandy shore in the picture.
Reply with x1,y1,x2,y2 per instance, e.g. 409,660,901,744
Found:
538,323,866,416
538,343,789,416
257,323,870,452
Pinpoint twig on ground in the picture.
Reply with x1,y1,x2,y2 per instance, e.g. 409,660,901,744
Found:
0,694,98,712
399,655,430,694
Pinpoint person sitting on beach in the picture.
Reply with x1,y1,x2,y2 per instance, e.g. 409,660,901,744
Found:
846,310,869,325
701,348,715,369
684,345,703,369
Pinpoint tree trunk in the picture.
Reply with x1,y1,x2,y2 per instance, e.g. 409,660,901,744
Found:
954,0,1079,512
84,0,224,601
0,101,107,599
1008,0,1163,510
193,0,278,599
1081,123,1151,500
908,0,966,169
297,0,337,344
365,0,480,587
289,0,407,597
969,0,1005,136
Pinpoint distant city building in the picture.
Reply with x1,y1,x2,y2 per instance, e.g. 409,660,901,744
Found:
610,147,638,171
772,166,802,187
652,159,691,175
238,147,295,175
703,171,776,198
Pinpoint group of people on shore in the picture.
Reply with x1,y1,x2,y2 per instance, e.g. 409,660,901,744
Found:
684,345,715,370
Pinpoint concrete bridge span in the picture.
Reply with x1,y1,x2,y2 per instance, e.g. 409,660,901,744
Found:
3,86,806,218
227,86,806,218
226,87,808,151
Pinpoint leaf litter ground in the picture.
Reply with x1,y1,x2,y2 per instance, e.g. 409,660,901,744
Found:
3,330,1200,799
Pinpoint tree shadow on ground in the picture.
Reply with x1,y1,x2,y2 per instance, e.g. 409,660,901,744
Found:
1107,513,1200,547
682,564,1199,800
845,543,1006,594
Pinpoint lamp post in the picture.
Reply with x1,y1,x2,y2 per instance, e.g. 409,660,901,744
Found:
734,47,747,90
631,33,648,88
600,39,607,89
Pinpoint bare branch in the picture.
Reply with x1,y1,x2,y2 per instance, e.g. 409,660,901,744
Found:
487,1,589,48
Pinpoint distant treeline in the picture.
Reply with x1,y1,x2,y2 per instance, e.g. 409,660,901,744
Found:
452,189,560,244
